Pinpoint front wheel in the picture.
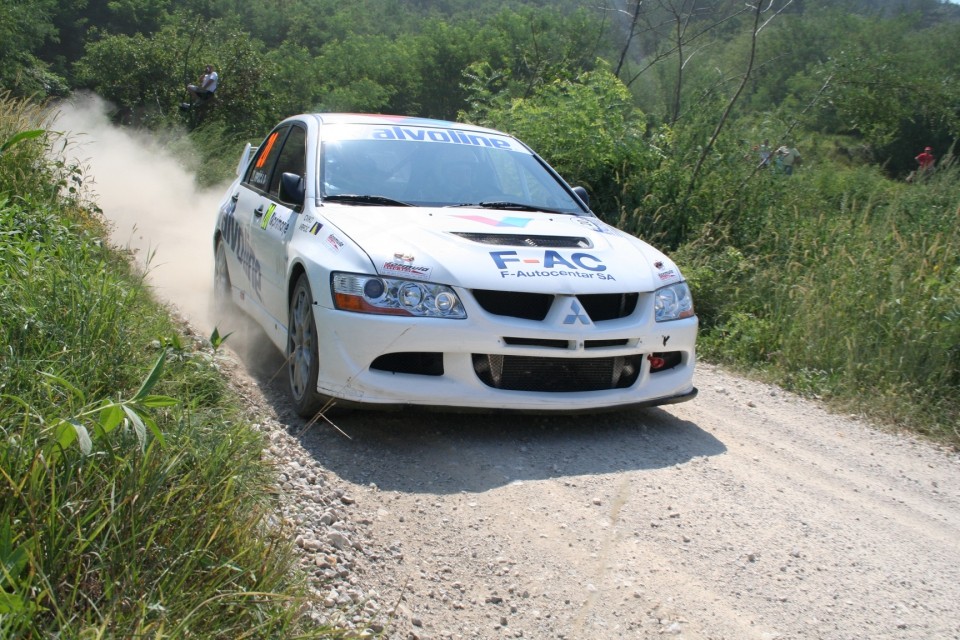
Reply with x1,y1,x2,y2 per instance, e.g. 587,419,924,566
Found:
213,240,234,316
287,274,325,417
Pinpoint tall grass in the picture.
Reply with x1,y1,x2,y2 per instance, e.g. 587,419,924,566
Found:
677,161,960,443
0,96,345,636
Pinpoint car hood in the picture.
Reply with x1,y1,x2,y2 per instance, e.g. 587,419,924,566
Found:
320,206,683,293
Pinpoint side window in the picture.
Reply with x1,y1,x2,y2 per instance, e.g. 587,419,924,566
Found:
268,125,306,199
243,126,288,192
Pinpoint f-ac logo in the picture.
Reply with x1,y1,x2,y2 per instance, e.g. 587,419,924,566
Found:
489,250,606,271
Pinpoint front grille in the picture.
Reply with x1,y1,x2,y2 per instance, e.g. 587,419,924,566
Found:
503,337,570,349
471,290,639,322
584,339,629,349
578,293,639,321
473,354,642,392
472,290,553,320
452,232,590,248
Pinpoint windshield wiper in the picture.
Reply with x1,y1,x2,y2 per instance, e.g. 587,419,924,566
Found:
444,201,566,213
323,194,412,207
477,201,566,214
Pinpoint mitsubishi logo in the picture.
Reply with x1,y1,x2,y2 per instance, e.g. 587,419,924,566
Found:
563,301,591,325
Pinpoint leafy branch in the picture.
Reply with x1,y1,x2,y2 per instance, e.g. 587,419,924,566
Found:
47,350,178,456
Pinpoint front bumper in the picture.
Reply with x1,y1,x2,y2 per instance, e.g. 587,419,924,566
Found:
312,288,698,412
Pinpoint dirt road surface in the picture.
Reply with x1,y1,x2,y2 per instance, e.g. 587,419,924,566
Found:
238,349,960,640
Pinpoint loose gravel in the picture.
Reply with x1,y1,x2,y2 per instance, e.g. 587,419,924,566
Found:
216,345,960,640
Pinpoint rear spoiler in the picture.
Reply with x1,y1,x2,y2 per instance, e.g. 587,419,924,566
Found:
236,143,259,177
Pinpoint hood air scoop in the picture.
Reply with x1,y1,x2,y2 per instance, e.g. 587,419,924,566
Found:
451,232,591,248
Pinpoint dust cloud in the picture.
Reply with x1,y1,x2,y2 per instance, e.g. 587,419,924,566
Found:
53,93,228,335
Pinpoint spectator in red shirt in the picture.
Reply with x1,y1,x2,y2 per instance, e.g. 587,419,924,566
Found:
915,146,936,175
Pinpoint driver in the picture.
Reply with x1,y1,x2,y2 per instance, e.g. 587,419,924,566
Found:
433,149,486,203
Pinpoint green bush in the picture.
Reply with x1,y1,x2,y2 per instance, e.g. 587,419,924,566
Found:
0,94,338,638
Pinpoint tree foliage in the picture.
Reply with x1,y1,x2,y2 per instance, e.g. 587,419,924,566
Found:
4,0,956,242
0,0,66,96
464,62,653,218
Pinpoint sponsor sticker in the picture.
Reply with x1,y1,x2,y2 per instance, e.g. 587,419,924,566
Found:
658,269,677,281
371,126,518,151
259,203,292,235
571,217,608,234
298,220,323,235
219,202,262,300
381,261,433,280
452,215,532,228
298,214,322,234
323,123,530,154
381,252,433,279
326,234,344,252
489,250,616,281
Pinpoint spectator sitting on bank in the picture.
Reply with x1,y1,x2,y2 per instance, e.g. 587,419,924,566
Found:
181,64,219,109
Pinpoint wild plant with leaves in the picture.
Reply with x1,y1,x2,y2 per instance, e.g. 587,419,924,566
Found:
0,95,342,638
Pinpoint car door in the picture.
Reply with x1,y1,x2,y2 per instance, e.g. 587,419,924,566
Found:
233,125,305,329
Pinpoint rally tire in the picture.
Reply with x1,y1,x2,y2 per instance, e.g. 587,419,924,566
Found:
287,274,325,417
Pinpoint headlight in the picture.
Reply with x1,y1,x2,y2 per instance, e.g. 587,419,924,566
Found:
332,272,467,318
654,281,695,322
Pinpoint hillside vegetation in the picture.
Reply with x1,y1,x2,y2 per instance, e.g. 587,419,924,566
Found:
0,99,341,637
1,0,959,634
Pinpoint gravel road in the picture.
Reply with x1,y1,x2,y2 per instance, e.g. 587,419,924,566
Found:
219,342,960,640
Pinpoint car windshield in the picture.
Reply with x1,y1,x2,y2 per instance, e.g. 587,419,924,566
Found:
319,123,584,213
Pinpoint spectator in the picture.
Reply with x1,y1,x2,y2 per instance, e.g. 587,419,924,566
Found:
778,145,801,175
182,64,219,109
914,146,935,176
758,139,772,167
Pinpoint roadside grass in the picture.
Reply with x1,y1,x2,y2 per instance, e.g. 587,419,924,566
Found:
678,161,960,445
0,98,348,636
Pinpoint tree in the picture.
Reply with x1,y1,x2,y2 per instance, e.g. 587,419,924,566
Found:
75,17,272,132
613,0,759,123
0,0,66,96
464,62,654,219
811,15,960,174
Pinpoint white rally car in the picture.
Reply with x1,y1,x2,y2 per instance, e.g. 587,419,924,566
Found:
213,114,697,416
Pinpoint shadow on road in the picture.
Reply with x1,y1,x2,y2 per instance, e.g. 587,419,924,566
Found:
232,333,726,495
299,406,725,495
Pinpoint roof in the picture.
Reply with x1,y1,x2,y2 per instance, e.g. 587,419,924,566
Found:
288,113,506,136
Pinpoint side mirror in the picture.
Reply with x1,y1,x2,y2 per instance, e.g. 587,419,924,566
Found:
572,186,590,208
280,172,305,207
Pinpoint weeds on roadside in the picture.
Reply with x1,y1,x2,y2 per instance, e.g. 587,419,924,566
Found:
676,160,960,444
0,93,347,637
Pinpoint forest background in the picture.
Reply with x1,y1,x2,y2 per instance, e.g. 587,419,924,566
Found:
3,0,959,439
